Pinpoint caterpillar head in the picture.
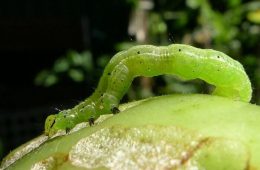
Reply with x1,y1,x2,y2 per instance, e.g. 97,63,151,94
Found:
44,114,57,136
44,111,72,137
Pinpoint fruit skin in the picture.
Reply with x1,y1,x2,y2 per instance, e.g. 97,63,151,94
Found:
2,94,260,169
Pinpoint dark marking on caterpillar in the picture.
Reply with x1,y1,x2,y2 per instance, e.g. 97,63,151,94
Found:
50,121,55,129
65,128,70,133
45,44,252,136
111,107,120,114
88,118,95,126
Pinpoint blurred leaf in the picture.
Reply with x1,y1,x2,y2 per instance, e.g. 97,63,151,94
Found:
186,0,202,9
35,70,48,86
126,0,139,8
44,74,58,87
68,69,84,82
244,55,257,66
35,70,59,87
149,13,167,34
67,50,83,66
35,50,94,86
247,10,260,24
53,58,69,73
97,55,110,68
80,51,94,71
255,68,260,82
115,42,137,51
227,0,241,8
162,75,199,94
243,1,260,12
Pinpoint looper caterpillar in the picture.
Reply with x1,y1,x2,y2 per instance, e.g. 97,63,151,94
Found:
45,44,252,136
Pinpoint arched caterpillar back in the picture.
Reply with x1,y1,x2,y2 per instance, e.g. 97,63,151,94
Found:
45,44,252,136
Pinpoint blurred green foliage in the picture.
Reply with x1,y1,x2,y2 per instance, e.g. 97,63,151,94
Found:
35,51,94,87
35,0,260,104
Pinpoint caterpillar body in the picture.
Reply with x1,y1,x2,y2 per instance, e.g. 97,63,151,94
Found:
45,44,252,136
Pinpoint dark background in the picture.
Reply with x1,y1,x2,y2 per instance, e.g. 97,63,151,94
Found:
0,0,131,159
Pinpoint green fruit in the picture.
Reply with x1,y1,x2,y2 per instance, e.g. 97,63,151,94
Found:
2,94,260,169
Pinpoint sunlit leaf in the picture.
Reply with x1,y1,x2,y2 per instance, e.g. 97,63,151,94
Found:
247,10,260,24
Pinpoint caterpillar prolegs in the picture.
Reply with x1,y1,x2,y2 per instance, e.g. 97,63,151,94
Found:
45,44,252,136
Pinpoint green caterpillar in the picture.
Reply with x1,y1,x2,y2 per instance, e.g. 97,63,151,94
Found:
45,44,252,136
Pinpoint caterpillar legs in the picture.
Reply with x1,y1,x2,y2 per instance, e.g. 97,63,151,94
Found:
111,107,120,114
88,117,95,126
